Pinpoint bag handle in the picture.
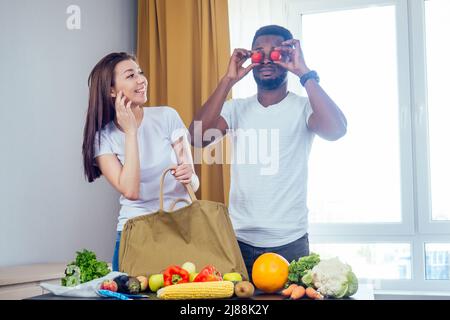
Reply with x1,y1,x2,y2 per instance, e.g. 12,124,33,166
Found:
168,199,191,211
159,167,197,211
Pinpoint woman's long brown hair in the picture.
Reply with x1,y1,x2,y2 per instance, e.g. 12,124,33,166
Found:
82,52,136,182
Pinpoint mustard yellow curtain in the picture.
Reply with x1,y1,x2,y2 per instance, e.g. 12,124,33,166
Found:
137,0,231,204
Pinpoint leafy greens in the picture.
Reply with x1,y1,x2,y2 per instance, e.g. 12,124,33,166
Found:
61,249,110,286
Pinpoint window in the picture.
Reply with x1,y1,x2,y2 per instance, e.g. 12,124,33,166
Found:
301,6,402,223
228,0,450,292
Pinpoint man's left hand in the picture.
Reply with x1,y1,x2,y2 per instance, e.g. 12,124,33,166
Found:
273,39,310,77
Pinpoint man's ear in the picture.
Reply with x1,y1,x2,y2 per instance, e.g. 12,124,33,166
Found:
111,87,116,98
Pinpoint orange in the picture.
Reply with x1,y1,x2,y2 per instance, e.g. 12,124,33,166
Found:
252,252,289,293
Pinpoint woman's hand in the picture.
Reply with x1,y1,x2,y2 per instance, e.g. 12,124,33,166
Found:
170,163,193,184
115,91,138,134
273,39,310,77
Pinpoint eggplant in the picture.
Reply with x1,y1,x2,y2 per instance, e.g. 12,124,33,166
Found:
113,275,130,293
113,275,140,294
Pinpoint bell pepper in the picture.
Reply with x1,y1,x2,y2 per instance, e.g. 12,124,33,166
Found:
163,265,190,286
194,265,223,282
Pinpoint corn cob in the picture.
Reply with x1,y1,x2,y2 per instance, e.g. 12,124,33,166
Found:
157,281,234,300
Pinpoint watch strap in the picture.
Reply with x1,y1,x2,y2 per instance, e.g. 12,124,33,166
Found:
300,70,319,87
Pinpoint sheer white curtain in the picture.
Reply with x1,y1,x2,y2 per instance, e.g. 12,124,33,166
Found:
227,0,300,98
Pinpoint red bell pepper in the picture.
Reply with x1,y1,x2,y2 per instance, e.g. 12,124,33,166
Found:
194,265,223,282
163,265,190,286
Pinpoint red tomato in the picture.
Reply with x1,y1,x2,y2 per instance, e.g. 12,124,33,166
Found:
270,50,281,61
251,52,262,63
193,265,222,282
100,280,118,292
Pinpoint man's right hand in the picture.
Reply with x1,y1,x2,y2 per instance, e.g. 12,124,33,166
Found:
189,49,255,145
225,49,258,85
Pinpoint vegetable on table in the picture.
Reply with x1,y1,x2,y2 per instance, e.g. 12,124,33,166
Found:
61,265,81,287
163,265,190,286
281,283,298,297
126,277,141,294
302,257,358,298
157,281,235,300
290,285,306,300
194,265,223,282
61,249,110,286
305,287,324,300
113,275,141,294
114,275,130,293
286,252,320,287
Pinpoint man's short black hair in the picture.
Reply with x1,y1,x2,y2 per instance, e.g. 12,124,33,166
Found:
252,25,293,48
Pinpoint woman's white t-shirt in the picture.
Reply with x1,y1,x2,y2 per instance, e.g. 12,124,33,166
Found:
94,106,194,231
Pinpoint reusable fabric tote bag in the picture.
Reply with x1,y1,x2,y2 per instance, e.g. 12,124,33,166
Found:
118,168,249,280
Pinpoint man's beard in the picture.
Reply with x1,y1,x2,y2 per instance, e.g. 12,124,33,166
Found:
253,69,287,90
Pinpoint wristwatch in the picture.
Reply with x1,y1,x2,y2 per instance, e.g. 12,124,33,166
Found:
300,70,320,87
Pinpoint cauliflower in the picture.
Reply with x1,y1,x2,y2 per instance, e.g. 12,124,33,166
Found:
301,257,358,298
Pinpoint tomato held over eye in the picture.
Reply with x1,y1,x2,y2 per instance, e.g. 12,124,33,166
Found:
270,50,281,62
251,52,263,64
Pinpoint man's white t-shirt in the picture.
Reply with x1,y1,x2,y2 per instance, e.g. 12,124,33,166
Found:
94,106,195,231
220,92,314,247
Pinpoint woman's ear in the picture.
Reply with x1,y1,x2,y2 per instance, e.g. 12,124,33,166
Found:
111,87,116,98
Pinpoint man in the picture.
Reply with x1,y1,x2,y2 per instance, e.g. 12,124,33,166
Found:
189,25,347,280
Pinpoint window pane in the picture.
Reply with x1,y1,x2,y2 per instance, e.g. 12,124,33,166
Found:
310,243,411,280
425,0,450,221
301,6,402,223
425,243,450,280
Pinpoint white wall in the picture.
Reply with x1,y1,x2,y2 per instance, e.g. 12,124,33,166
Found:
0,0,137,267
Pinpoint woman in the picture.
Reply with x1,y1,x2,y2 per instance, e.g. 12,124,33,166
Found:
82,52,199,271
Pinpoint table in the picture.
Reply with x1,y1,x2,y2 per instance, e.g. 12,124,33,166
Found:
27,283,374,300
